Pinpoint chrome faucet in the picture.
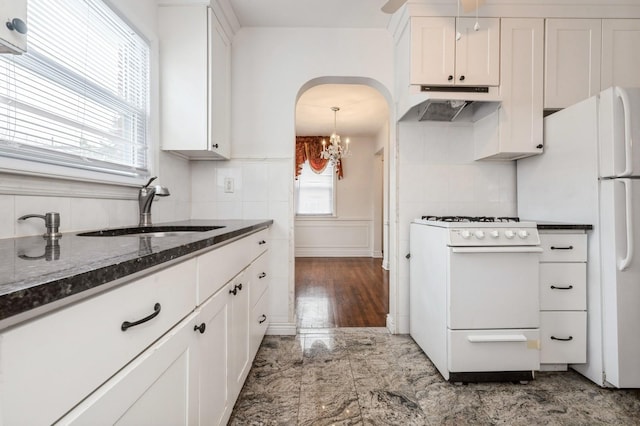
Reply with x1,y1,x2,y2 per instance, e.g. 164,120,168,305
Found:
138,176,170,226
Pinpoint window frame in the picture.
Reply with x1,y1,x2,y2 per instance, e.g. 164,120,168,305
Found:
0,0,154,188
294,160,338,217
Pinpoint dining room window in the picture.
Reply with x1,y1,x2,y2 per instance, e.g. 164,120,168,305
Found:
295,161,336,216
0,0,151,183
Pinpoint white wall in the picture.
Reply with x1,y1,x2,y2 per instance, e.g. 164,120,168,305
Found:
0,0,191,239
295,135,380,257
190,26,394,334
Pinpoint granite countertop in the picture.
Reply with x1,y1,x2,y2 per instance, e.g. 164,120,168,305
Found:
0,219,273,331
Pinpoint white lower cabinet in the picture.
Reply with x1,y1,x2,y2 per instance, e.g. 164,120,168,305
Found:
538,231,588,370
58,312,200,425
1,228,270,426
194,281,232,426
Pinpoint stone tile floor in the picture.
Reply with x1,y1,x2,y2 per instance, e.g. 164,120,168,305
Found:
229,328,640,425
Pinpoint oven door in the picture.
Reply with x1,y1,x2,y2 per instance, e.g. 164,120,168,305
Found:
447,246,542,330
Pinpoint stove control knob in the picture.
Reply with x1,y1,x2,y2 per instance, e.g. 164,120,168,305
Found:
461,230,471,239
475,230,485,239
518,230,529,239
490,230,500,238
505,230,515,239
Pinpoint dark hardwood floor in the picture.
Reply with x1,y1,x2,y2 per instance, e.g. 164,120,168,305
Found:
295,257,389,328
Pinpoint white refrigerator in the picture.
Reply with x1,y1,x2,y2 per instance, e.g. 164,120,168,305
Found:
518,86,640,388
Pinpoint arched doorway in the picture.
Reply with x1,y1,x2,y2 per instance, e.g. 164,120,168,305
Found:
293,78,392,329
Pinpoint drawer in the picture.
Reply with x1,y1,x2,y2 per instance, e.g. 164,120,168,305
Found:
248,228,269,260
540,311,587,364
448,329,540,373
539,234,587,262
540,263,587,311
250,288,269,361
0,259,197,426
197,228,269,303
249,251,269,308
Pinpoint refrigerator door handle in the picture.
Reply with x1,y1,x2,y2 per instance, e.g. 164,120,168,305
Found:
619,178,634,271
615,87,634,177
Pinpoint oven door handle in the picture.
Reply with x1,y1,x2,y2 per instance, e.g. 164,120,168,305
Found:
467,334,528,343
451,247,543,254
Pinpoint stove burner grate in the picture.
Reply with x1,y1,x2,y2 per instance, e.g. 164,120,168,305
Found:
422,215,520,223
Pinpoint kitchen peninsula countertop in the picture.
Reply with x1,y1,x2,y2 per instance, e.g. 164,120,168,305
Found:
0,219,272,330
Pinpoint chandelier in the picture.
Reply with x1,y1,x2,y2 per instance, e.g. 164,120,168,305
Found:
320,106,351,165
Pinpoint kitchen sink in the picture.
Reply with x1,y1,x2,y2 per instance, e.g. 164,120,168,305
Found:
77,225,225,237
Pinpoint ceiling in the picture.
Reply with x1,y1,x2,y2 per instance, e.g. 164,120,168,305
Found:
295,84,389,137
227,0,392,29
226,1,392,139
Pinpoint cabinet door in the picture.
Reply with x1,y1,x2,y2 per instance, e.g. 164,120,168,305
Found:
475,18,543,160
455,18,500,86
0,0,27,53
410,17,456,85
208,8,231,158
159,6,208,152
545,19,601,109
602,19,640,90
195,282,232,426
58,313,200,426
228,271,251,401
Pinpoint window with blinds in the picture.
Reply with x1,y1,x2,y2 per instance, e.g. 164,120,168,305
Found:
295,161,336,216
0,0,150,181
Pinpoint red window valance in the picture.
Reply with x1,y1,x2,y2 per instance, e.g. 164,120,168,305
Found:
295,136,344,180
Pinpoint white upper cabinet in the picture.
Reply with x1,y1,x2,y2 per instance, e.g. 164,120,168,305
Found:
475,18,544,160
410,17,500,86
0,0,28,54
601,19,640,90
544,19,602,110
159,5,231,159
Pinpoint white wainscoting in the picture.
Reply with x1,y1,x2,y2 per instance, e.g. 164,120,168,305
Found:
295,218,374,257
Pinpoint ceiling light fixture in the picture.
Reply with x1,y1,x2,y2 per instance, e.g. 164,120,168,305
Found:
320,107,351,166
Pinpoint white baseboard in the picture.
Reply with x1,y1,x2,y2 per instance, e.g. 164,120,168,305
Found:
373,250,383,258
266,322,297,336
295,248,373,257
382,260,389,270
386,314,396,334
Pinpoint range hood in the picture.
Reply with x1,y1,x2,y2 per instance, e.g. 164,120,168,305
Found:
407,86,501,123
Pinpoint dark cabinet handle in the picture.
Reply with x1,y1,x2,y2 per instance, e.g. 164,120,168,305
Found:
194,323,206,334
550,246,574,250
447,75,453,81
258,272,267,279
212,143,219,149
459,75,465,81
229,283,243,295
121,303,161,331
259,314,267,324
550,336,573,342
536,144,543,149
258,240,266,245
550,285,574,290
6,18,27,35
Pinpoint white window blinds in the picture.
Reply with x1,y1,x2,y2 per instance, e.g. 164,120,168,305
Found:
0,0,151,179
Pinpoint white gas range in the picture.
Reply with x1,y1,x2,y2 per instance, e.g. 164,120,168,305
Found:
409,216,542,383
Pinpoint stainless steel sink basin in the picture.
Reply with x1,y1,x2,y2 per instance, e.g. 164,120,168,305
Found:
77,225,225,237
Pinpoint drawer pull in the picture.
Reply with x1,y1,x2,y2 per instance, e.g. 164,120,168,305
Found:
258,272,267,279
550,245,574,250
194,323,206,334
259,314,267,324
550,285,574,290
467,334,527,343
258,240,267,245
121,303,161,331
550,335,573,342
229,283,243,296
